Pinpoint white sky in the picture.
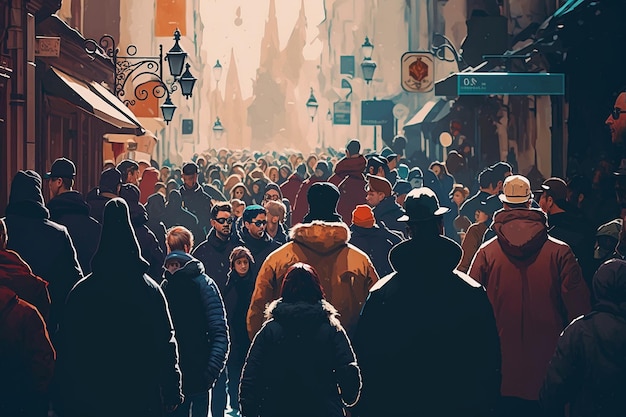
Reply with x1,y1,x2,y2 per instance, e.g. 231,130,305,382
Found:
200,0,326,99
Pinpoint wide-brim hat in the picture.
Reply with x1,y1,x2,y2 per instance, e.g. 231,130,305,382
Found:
397,187,450,222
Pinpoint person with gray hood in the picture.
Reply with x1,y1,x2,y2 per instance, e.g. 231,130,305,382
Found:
540,258,626,417
2,170,83,335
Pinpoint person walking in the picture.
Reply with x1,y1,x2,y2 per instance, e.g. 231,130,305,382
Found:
54,198,183,417
352,187,501,417
469,175,591,416
161,226,229,417
239,263,361,417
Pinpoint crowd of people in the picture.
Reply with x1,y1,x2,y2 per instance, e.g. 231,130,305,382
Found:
1,123,626,417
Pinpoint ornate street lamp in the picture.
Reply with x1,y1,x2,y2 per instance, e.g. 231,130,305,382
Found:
306,88,319,121
212,117,225,140
213,60,223,84
360,36,377,85
178,63,197,99
165,29,187,77
361,36,374,59
160,96,177,124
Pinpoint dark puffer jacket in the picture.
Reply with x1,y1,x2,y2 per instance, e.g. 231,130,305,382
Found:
192,228,244,291
540,258,626,417
372,195,406,236
239,299,361,417
352,236,501,417
161,251,229,396
163,190,205,243
179,183,212,235
349,224,402,277
48,190,101,275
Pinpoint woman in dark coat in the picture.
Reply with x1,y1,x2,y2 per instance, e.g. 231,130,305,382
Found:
239,263,361,417
54,198,183,417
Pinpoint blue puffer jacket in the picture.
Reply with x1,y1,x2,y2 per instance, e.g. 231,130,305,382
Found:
161,251,230,395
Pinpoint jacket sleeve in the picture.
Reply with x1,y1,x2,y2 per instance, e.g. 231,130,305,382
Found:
468,246,489,287
152,284,184,407
458,225,481,273
199,275,230,388
50,229,84,333
146,229,166,284
539,318,583,417
559,247,591,321
246,257,279,340
239,326,269,417
23,306,56,395
333,326,362,407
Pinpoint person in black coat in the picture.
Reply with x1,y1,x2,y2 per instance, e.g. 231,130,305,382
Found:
45,157,101,275
145,192,168,255
540,258,626,417
349,204,402,277
179,162,213,235
86,167,123,223
161,226,229,417
120,184,165,283
2,170,83,336
163,189,205,243
352,188,501,417
365,174,406,236
239,263,361,417
54,198,183,417
237,205,281,279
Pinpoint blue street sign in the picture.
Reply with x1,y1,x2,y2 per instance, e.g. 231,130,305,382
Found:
456,72,564,96
333,101,351,125
361,100,394,126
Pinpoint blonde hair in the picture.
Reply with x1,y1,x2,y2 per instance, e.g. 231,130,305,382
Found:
231,198,246,209
166,226,194,253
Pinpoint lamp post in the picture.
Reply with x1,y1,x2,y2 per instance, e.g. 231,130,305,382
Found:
213,60,223,86
360,36,377,85
305,88,319,121
212,117,225,141
85,28,197,125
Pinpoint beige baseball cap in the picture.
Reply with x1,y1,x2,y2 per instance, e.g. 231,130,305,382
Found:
499,174,533,204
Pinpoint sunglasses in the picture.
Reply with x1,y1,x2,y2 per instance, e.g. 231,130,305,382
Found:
264,193,280,201
214,217,234,225
612,107,626,120
252,220,267,227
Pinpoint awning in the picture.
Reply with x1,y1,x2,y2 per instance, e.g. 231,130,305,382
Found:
404,98,452,128
103,131,157,155
43,67,144,131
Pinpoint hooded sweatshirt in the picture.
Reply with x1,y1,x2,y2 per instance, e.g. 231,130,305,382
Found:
139,167,160,205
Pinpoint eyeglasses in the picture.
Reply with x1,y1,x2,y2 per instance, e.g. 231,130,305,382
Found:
252,220,267,227
612,107,626,120
264,193,280,201
214,217,234,225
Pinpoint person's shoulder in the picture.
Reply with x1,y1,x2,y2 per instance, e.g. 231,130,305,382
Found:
452,269,482,289
369,271,397,292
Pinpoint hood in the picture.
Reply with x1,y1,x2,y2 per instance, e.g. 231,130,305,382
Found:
250,178,267,201
264,182,282,198
290,221,350,254
264,299,341,330
166,189,183,210
593,258,626,317
48,191,90,217
163,251,204,281
389,235,462,277
145,193,166,221
491,208,548,258
139,167,160,205
334,155,367,177
5,170,49,219
119,183,148,225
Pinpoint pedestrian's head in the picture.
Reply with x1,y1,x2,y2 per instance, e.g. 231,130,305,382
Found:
450,184,470,207
229,246,254,277
264,199,286,224
606,91,626,144
211,202,233,239
304,182,342,223
537,177,568,214
593,258,626,308
44,157,76,198
7,170,48,215
160,166,171,182
397,163,409,181
408,167,424,189
476,194,502,223
0,218,7,250
365,174,392,207
263,182,282,202
478,167,494,191
280,262,326,304
490,161,513,193
166,225,194,254
116,159,140,186
296,162,308,179
399,187,450,238
243,205,267,239
119,183,146,221
346,139,361,157
499,175,533,208
595,218,622,260
181,162,199,188
366,156,388,177
393,180,413,207
99,167,123,195
314,160,331,180
231,199,246,218
352,204,376,228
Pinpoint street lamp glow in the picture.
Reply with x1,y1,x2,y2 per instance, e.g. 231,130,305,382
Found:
361,36,374,60
178,63,197,99
306,88,319,121
165,29,187,77
212,117,225,140
213,60,223,83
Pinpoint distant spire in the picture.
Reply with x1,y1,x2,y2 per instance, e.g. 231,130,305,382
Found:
281,0,307,84
223,48,246,149
259,0,281,76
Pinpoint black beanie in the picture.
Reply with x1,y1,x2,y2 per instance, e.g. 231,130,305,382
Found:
304,182,342,223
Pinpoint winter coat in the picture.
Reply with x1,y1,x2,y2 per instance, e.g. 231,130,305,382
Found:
0,286,55,417
48,190,101,275
0,249,51,321
193,228,245,291
459,190,492,221
469,208,591,400
540,259,626,417
247,221,379,339
223,268,256,355
349,224,402,277
291,176,325,225
352,236,501,417
238,227,281,280
328,156,368,223
163,190,205,243
372,195,406,236
86,191,117,224
161,252,229,396
240,299,361,417
145,193,168,255
279,173,304,207
457,221,488,273
55,199,183,417
4,174,83,335
179,183,212,234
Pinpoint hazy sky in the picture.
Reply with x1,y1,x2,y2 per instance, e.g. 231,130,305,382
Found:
200,0,326,99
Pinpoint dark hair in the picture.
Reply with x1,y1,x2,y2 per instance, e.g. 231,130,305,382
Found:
490,162,512,183
243,204,266,223
229,246,254,268
51,177,74,190
478,168,493,189
211,201,232,219
346,139,361,156
280,262,326,304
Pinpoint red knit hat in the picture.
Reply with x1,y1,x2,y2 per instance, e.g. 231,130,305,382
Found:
352,204,375,228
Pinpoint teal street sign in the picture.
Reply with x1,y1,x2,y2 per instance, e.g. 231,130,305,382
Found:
333,101,351,125
435,72,565,96
361,100,394,126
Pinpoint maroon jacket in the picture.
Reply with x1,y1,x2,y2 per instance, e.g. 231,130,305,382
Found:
0,249,51,321
469,208,591,400
328,156,367,223
291,176,325,225
280,174,304,208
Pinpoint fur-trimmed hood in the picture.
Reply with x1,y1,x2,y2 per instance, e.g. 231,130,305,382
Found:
290,221,350,254
264,298,341,330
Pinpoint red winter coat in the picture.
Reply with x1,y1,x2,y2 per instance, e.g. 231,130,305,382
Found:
280,174,304,208
0,249,51,321
469,208,591,400
328,156,367,223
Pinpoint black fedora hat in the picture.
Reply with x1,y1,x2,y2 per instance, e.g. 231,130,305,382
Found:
398,187,450,222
